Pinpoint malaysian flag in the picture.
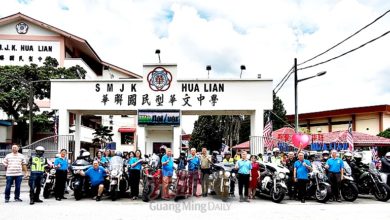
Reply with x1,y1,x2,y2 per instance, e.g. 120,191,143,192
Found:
263,114,273,150
346,122,354,152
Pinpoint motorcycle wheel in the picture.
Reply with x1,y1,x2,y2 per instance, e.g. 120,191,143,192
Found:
315,183,331,203
373,183,390,202
270,186,285,203
142,184,151,202
111,186,118,201
74,189,82,201
341,182,358,202
43,184,51,199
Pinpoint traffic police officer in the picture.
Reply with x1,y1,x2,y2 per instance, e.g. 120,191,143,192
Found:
28,146,48,205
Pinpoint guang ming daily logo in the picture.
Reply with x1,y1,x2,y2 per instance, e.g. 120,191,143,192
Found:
147,67,173,92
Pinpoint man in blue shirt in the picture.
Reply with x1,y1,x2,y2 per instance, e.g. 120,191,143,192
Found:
81,160,107,201
54,149,68,201
161,148,174,200
294,152,312,203
235,151,252,202
325,150,344,202
187,148,200,197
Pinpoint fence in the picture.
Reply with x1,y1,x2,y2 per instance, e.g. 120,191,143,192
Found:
0,135,74,176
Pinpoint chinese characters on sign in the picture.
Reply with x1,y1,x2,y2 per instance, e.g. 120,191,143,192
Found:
0,40,60,65
95,82,224,107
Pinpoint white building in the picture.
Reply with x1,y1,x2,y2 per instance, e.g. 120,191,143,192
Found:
1,13,273,158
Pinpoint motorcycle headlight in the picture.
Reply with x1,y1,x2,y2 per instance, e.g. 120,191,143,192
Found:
232,173,236,178
224,171,231,178
278,173,286,179
219,171,223,176
111,170,118,176
50,169,56,175
318,173,324,179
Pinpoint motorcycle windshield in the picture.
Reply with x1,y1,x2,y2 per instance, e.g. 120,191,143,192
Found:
369,162,379,175
312,161,324,173
110,156,123,171
73,159,90,166
343,161,352,175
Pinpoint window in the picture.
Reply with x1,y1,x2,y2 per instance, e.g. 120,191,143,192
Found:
121,132,134,145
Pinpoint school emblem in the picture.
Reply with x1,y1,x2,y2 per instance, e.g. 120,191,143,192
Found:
147,67,172,91
16,22,29,34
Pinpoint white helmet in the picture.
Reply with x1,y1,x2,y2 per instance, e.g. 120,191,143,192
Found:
385,152,390,161
272,148,280,153
322,150,330,155
55,153,61,158
353,152,362,159
81,151,91,157
35,146,45,155
344,152,352,157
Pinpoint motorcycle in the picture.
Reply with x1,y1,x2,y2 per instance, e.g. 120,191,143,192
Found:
257,162,289,203
354,162,390,202
209,162,236,202
340,161,359,202
42,165,56,199
69,158,92,200
306,161,331,203
108,156,129,201
142,154,162,202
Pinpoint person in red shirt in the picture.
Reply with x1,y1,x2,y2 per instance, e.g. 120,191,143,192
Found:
249,155,260,199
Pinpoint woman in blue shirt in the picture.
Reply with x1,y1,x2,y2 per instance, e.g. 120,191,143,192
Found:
128,150,143,200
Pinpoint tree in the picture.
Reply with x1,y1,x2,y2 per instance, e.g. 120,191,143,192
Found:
239,115,250,143
264,92,287,130
378,128,390,139
189,116,221,152
0,57,86,145
92,125,114,149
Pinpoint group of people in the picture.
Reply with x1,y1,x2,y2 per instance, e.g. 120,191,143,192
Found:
3,143,390,204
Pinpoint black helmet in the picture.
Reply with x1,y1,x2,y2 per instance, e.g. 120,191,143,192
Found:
212,151,219,156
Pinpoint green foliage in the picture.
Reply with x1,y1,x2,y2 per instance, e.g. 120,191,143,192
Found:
378,128,390,139
189,116,222,152
264,92,287,130
92,125,114,148
0,57,86,144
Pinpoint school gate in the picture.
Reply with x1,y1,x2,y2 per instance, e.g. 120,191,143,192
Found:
51,63,273,158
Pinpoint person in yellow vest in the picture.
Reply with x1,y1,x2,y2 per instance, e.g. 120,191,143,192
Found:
223,152,236,197
234,150,241,163
270,148,282,165
28,146,48,205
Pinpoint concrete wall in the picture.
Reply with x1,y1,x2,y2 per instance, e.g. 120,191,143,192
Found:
145,128,173,156
356,113,380,135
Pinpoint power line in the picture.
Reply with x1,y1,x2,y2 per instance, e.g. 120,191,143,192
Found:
274,68,294,94
298,9,390,66
273,66,294,92
268,110,295,128
298,29,390,71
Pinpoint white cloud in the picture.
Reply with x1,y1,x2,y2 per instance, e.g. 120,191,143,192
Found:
1,0,390,121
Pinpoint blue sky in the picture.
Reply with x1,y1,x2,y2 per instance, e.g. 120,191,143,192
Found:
1,0,390,118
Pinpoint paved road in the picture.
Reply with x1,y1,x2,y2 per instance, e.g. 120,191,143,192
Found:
0,180,389,220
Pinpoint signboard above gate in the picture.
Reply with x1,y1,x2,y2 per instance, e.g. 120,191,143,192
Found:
138,109,180,126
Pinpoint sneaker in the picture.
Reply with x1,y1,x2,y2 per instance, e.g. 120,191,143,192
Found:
96,196,101,201
55,197,61,201
229,193,235,198
30,200,34,205
244,197,250,202
239,196,244,202
14,198,23,202
5,199,9,203
301,199,305,203
336,198,341,202
34,199,43,203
